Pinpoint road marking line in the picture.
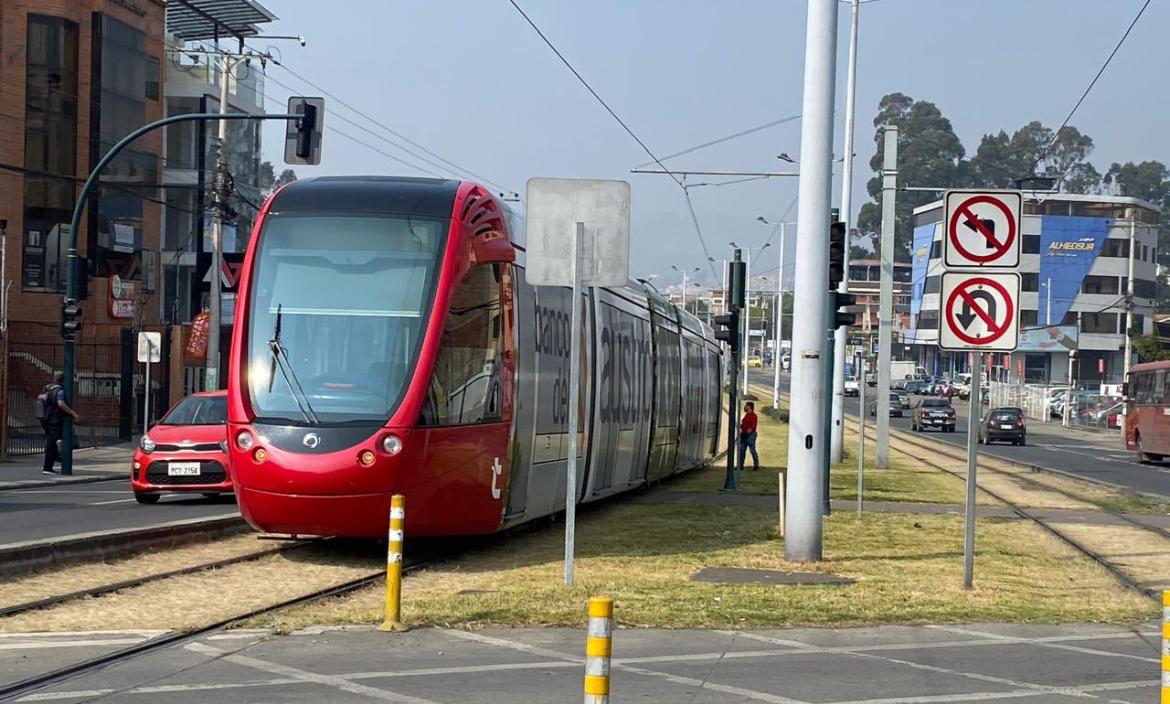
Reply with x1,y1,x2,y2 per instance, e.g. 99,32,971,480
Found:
0,629,168,639
0,638,145,651
10,490,128,495
89,498,136,505
926,625,1158,662
440,628,810,704
185,642,438,703
18,689,115,701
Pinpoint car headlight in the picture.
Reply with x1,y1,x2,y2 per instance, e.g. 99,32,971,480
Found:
139,435,155,454
236,430,254,450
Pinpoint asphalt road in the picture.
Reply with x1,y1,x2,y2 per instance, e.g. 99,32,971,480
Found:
747,368,1170,498
0,481,239,546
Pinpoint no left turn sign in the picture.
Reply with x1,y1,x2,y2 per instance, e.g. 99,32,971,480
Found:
943,190,1022,268
939,271,1020,352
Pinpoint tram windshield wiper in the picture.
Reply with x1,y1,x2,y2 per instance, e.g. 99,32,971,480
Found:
267,303,320,425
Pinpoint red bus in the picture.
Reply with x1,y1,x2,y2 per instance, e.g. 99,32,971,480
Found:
226,176,723,538
1124,359,1170,463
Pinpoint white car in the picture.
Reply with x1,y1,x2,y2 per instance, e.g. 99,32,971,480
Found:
844,377,860,396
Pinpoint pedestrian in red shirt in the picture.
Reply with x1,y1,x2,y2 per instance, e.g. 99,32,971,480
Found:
738,402,759,471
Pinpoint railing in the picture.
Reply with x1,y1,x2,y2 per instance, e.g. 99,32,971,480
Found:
987,381,1122,432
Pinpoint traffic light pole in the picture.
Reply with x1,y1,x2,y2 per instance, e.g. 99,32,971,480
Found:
59,111,300,474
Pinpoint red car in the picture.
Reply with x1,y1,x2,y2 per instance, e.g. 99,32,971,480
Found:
131,391,231,504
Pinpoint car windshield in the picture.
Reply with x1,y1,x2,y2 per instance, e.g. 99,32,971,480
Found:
992,410,1021,421
161,395,226,425
246,212,446,425
922,399,951,408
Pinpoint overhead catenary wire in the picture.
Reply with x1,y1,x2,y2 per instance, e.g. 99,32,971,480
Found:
633,113,801,169
506,0,720,280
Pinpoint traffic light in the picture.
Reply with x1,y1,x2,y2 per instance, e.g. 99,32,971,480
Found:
285,97,324,166
828,291,856,330
60,297,83,340
828,221,846,289
713,310,741,353
728,258,747,309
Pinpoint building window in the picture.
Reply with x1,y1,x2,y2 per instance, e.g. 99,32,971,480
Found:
924,275,940,294
420,264,503,426
145,55,160,100
23,15,80,293
1024,354,1048,384
1136,278,1157,299
929,240,941,259
1022,234,1040,254
1081,275,1119,295
90,13,154,279
1143,245,1150,262
893,267,911,283
1081,312,1117,334
1020,309,1038,326
1021,273,1038,292
917,311,938,330
1102,239,1128,258
1133,314,1146,336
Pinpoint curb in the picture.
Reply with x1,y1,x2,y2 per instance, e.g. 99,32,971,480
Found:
0,474,124,491
0,515,249,578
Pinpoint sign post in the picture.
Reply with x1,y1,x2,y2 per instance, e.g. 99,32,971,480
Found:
940,189,1022,589
525,178,631,587
137,331,162,437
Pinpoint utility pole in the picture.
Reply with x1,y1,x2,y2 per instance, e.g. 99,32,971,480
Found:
205,53,235,392
1123,214,1137,379
773,222,787,410
743,248,752,394
875,126,898,468
830,0,861,465
784,0,838,561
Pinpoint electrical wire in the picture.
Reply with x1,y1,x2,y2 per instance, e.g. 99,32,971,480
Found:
506,0,719,280
633,113,801,169
1038,0,1151,183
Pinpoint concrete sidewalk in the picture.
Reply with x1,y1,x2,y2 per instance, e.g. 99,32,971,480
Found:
5,621,1159,703
0,443,132,490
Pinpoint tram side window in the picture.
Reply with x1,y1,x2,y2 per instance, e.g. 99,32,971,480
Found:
420,264,502,426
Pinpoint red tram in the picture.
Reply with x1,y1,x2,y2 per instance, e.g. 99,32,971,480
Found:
227,176,722,538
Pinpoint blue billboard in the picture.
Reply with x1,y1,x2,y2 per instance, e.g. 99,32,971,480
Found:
1037,215,1111,324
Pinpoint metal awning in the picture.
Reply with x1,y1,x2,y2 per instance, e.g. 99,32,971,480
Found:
166,0,277,41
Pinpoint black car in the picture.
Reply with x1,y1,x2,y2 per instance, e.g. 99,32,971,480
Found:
912,398,956,432
979,407,1026,446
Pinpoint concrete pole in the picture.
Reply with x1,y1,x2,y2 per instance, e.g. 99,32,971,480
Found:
206,54,232,391
830,0,860,465
875,126,898,468
1045,277,1052,326
1124,216,1136,379
783,0,838,561
773,223,786,410
742,249,751,395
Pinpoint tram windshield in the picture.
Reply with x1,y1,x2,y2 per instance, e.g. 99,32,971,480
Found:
246,212,447,424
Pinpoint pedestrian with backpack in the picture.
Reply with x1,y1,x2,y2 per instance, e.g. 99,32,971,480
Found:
38,371,79,475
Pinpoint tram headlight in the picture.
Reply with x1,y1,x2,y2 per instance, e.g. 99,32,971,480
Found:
139,435,155,454
381,434,403,457
236,430,254,450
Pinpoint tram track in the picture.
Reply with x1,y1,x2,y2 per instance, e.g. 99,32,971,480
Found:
0,550,434,702
846,416,1168,601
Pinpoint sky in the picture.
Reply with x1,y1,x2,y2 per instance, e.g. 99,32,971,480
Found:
254,0,1168,291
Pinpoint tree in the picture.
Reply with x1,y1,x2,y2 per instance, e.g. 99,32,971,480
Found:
855,93,965,260
258,160,276,195
1133,334,1170,363
964,122,1100,193
275,168,298,189
1103,160,1170,274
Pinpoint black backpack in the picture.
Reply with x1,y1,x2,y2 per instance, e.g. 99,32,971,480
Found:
35,384,61,422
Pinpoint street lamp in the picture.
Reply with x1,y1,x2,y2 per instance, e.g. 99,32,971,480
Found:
671,265,700,311
758,216,797,409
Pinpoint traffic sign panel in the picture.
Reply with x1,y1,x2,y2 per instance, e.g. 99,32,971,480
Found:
943,190,1022,268
939,271,1020,351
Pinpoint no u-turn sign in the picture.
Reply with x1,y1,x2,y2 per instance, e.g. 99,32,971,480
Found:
939,272,1021,352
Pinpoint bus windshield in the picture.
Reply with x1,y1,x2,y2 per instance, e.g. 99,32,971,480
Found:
246,212,447,424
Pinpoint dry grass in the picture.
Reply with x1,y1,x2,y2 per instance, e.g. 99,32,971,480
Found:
0,534,274,609
1047,521,1170,592
0,542,382,633
248,501,1152,633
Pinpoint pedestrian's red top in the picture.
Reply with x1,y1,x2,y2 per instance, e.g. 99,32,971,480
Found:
740,411,757,435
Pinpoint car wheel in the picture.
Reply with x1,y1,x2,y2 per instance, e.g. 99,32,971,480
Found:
134,492,160,505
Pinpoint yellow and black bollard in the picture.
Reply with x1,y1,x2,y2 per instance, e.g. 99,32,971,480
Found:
584,596,613,704
379,494,408,632
1163,590,1169,703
